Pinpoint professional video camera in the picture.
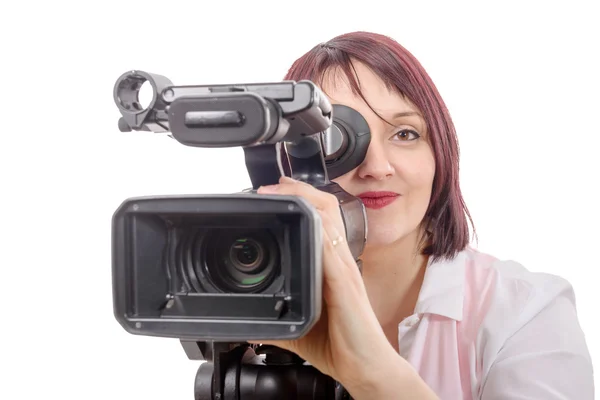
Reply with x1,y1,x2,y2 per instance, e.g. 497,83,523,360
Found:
112,70,371,399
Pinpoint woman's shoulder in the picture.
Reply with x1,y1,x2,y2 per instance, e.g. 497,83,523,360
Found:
415,247,593,398
451,249,595,398
459,247,592,377
417,246,576,325
457,246,578,334
459,246,576,316
425,245,577,323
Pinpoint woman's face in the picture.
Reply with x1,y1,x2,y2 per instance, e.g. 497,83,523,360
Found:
322,62,436,249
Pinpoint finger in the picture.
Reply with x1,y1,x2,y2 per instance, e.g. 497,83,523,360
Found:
258,177,341,215
318,210,351,262
259,177,347,243
319,209,362,269
318,210,364,292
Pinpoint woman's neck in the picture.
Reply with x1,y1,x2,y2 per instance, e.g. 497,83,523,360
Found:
359,230,430,329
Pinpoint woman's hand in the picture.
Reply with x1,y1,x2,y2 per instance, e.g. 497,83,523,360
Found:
250,176,399,391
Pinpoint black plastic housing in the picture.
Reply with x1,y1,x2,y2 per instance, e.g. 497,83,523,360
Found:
111,193,323,341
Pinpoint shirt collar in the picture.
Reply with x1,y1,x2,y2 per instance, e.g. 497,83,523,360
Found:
413,249,467,321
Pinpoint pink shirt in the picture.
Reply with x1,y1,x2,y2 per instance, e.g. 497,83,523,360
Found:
400,246,594,399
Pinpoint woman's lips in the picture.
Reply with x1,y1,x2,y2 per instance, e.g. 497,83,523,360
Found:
357,191,400,210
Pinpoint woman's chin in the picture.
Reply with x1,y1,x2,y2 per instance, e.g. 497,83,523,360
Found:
364,227,402,248
363,220,421,249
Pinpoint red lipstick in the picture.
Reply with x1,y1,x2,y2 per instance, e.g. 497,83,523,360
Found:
357,191,399,210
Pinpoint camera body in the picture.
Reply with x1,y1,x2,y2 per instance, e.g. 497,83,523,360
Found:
112,70,370,342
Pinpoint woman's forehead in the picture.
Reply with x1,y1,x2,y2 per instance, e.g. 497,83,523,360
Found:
320,66,421,118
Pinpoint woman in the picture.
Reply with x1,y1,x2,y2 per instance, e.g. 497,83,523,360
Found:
254,31,594,399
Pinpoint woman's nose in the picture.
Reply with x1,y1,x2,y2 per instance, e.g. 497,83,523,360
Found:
357,139,394,180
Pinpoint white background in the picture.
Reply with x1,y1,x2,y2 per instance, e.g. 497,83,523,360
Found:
1,0,598,398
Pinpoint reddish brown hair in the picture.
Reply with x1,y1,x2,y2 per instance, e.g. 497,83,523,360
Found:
284,31,475,261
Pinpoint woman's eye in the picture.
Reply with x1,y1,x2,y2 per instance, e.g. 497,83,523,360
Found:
392,129,421,141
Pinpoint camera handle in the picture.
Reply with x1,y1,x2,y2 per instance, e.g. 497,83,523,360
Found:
182,341,351,399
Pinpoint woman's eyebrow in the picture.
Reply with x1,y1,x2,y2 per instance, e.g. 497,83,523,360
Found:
392,111,421,118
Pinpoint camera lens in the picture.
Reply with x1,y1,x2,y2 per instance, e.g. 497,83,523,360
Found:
201,230,279,293
230,238,263,270
224,237,269,288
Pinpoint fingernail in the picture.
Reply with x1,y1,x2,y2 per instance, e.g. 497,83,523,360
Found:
258,184,279,193
280,176,297,183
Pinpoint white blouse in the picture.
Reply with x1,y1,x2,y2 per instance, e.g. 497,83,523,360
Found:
396,246,594,399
